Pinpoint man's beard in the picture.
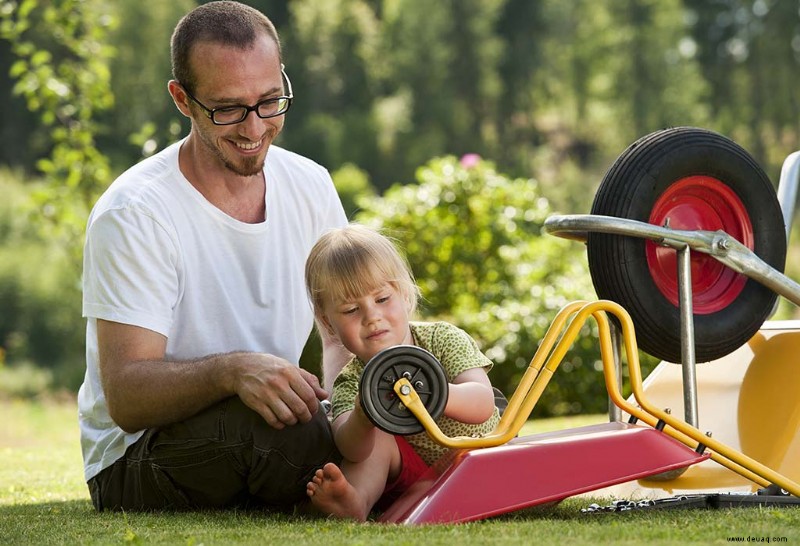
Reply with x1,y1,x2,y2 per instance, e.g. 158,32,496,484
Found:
196,122,270,177
221,153,264,177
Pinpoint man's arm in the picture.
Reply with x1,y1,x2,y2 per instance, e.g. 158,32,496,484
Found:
97,320,327,433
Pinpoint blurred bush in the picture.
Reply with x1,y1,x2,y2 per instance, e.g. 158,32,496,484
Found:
331,162,376,219
0,169,84,397
0,361,53,398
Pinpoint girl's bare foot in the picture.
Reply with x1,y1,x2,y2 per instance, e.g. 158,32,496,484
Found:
306,462,367,521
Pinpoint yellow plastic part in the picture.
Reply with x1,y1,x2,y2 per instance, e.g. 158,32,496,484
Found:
392,300,800,497
607,321,800,496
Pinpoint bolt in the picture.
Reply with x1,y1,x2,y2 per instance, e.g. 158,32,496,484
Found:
705,431,713,438
402,371,413,380
664,408,672,415
414,381,424,390
400,384,411,395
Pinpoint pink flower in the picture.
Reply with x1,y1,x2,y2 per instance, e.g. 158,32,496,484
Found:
460,153,481,169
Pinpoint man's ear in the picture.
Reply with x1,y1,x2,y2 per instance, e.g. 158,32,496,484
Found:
167,80,192,118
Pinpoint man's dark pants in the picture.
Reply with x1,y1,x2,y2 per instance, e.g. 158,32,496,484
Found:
87,396,338,511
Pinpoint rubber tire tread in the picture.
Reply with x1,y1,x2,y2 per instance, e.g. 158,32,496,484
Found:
587,127,786,363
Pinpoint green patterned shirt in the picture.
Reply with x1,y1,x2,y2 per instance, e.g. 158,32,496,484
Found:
331,321,501,465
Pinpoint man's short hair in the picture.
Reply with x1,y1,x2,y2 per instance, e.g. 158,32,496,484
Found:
171,1,282,90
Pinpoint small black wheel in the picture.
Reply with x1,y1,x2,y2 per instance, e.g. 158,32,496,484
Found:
588,127,786,363
359,345,449,435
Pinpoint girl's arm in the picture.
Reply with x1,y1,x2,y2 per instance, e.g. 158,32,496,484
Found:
444,367,496,424
331,395,379,462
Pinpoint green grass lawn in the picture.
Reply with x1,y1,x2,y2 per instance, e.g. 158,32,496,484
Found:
1,398,798,545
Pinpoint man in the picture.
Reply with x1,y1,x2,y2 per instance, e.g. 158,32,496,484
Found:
78,1,349,511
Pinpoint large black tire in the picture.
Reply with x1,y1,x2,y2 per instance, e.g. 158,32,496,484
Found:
587,127,786,363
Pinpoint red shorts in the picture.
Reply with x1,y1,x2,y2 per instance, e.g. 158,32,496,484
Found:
375,436,430,511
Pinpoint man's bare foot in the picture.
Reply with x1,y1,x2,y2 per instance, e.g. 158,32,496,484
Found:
306,462,367,521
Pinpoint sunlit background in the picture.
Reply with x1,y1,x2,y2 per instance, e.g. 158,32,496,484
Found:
0,0,798,416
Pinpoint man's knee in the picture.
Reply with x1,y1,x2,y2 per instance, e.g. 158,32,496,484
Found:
224,397,339,464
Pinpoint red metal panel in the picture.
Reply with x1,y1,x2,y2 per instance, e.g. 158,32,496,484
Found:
379,422,710,524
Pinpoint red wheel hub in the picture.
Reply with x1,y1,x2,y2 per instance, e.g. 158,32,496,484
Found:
646,176,753,314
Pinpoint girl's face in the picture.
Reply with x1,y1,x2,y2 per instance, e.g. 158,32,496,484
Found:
321,282,413,363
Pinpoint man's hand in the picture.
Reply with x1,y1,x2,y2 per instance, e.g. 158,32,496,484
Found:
232,354,328,429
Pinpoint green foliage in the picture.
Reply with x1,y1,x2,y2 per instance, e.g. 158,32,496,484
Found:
0,362,53,398
354,156,608,416
99,0,193,164
0,0,116,268
685,0,800,163
0,169,84,396
6,0,800,232
331,162,376,218
0,0,797,411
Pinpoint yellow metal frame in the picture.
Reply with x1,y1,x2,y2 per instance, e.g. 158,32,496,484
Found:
392,300,800,497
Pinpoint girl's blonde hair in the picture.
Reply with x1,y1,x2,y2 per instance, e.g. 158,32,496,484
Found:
305,224,420,319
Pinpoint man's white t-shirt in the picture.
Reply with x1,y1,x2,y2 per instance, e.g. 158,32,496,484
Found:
78,139,347,481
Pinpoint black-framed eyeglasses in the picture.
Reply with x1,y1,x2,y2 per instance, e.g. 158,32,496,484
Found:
180,64,294,125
